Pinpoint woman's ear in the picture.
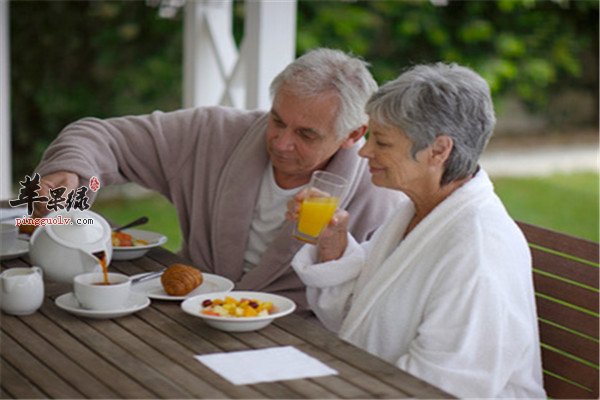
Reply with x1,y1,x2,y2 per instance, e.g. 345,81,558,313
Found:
430,135,454,166
340,125,368,149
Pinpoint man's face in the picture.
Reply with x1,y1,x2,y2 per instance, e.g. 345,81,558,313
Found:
266,87,345,188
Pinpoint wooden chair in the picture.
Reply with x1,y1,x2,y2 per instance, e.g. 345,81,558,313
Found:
517,221,599,399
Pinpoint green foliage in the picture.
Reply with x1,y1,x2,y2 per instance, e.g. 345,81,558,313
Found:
9,0,598,187
10,1,183,180
296,0,598,109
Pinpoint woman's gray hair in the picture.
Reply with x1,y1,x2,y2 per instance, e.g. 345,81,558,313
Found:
270,48,378,140
366,63,496,185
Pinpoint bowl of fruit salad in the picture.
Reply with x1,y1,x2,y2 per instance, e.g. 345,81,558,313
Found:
180,291,296,332
111,229,167,261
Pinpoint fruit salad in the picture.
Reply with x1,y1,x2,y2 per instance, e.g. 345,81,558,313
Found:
201,296,275,318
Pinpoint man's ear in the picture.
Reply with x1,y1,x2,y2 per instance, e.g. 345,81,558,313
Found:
429,135,454,166
340,125,368,149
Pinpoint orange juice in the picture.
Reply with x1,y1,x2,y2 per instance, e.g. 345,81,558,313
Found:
296,197,339,238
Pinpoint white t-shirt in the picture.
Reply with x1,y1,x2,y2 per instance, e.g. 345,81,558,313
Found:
243,165,304,272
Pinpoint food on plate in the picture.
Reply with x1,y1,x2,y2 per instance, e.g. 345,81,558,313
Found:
111,231,149,247
201,296,275,318
161,263,203,296
19,224,37,235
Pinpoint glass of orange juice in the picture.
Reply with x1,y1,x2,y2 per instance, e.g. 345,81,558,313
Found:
293,171,348,244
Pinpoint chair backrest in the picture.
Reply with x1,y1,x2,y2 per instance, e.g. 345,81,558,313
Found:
517,221,599,399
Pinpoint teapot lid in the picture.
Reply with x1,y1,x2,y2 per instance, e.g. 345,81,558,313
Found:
44,210,111,248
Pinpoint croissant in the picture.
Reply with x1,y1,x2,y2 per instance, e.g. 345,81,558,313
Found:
161,264,203,296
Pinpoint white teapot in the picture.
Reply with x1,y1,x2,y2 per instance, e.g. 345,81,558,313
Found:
0,266,44,315
29,210,113,283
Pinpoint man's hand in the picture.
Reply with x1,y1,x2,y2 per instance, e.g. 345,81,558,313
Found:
34,171,80,217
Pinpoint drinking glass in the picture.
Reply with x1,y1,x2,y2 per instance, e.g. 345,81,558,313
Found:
293,171,348,244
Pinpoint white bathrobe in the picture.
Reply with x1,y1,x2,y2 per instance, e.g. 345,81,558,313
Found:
292,170,546,398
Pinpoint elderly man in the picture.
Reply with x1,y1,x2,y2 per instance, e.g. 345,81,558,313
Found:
33,48,405,312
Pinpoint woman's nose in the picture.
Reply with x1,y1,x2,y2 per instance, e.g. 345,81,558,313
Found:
358,141,371,158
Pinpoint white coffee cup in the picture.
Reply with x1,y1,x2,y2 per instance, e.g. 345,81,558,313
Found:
74,272,131,311
0,266,44,315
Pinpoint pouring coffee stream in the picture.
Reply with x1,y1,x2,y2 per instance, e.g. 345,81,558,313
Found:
93,251,109,285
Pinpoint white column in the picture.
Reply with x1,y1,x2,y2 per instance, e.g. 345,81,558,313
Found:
183,0,238,108
0,0,11,199
243,0,297,110
182,0,297,111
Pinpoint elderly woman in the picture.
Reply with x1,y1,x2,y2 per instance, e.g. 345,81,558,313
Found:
288,63,546,398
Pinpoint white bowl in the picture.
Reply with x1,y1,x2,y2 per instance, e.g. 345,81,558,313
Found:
181,291,296,332
112,228,167,260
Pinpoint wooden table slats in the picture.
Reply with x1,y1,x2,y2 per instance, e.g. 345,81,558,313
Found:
1,247,453,399
14,302,154,398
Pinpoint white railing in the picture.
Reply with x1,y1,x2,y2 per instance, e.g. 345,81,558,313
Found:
182,0,297,110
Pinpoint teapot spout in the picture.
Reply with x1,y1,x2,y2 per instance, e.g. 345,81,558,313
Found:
79,250,103,274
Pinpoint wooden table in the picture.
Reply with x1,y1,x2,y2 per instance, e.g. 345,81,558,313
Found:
1,247,453,399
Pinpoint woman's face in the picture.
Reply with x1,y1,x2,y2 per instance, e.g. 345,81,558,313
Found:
358,120,431,193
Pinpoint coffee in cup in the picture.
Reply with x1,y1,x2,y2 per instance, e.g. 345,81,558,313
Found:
74,272,131,310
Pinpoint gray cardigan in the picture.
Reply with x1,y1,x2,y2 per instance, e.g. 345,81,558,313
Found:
36,106,406,311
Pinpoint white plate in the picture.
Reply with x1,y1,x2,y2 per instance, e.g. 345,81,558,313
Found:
181,291,296,332
112,228,168,261
130,272,234,301
0,239,29,261
55,291,150,319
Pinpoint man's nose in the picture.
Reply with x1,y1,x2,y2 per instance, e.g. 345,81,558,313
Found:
273,129,295,151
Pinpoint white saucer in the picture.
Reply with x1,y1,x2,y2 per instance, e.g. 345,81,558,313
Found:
0,240,29,261
55,292,150,319
131,272,234,301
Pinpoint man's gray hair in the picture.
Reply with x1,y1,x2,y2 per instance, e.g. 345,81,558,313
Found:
365,62,496,185
270,48,378,140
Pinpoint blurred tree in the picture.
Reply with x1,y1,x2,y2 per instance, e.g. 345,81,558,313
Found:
10,1,183,180
9,0,598,182
297,0,598,112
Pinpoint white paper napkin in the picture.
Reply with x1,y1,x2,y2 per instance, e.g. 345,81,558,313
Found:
195,346,338,385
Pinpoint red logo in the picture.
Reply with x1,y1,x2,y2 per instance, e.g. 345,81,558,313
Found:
89,176,101,192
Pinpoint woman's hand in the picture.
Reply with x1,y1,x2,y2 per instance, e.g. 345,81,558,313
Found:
286,189,350,262
317,209,349,263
